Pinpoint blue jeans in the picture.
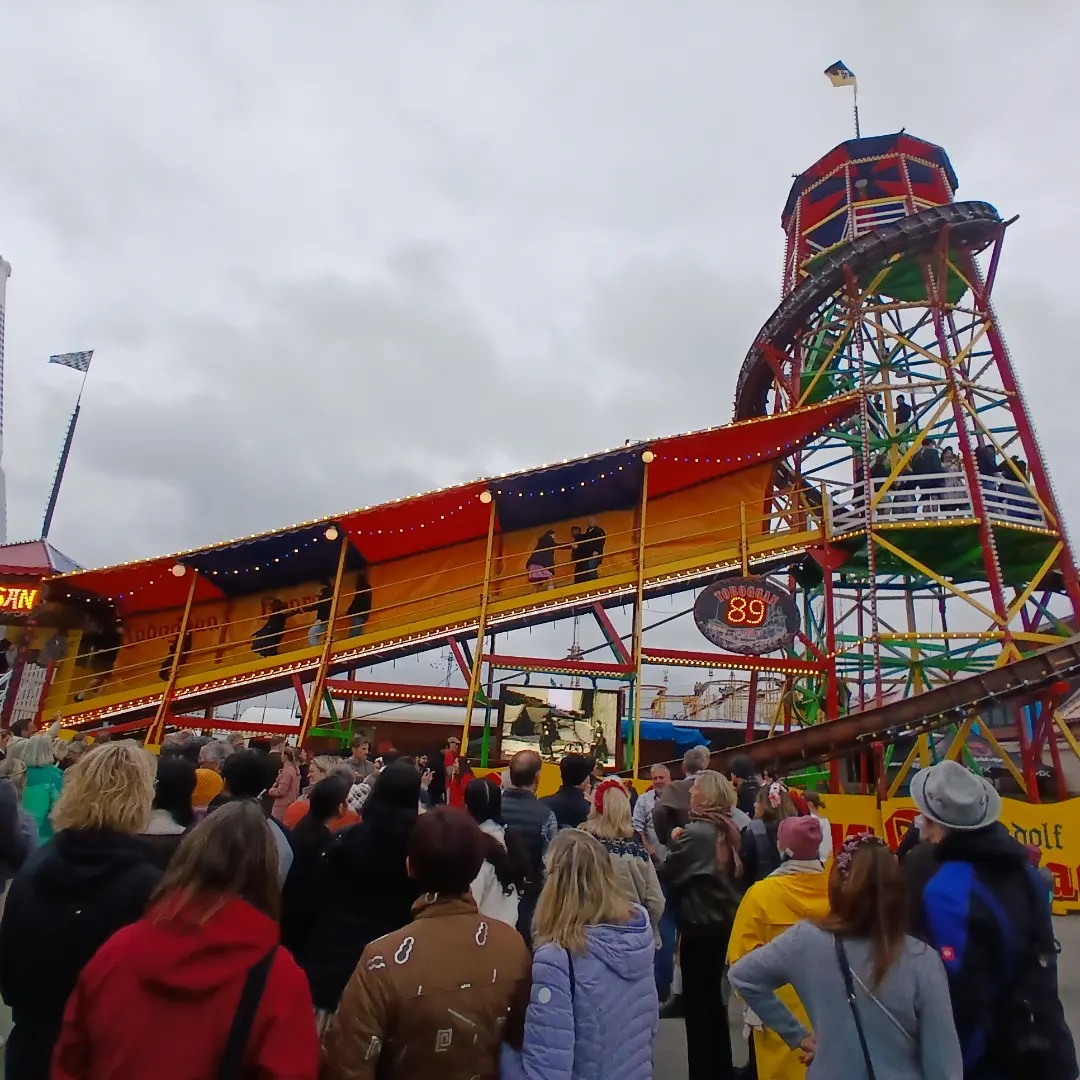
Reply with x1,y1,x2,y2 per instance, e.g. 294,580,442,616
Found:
655,877,677,998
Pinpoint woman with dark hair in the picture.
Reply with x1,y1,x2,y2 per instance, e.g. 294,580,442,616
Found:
729,834,962,1080
140,756,196,870
446,754,474,808
281,775,351,953
322,807,530,1079
464,776,526,927
741,779,799,885
294,760,423,1020
420,747,447,808
52,801,318,1080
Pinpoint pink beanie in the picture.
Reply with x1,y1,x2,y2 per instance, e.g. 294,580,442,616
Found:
778,815,823,860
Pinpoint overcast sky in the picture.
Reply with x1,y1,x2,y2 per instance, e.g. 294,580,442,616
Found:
1,3,1075,573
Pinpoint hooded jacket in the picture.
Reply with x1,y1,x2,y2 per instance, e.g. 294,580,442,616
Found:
23,761,63,841
51,894,318,1080
0,829,161,1080
906,822,1076,1079
321,894,531,1080
501,904,659,1080
728,863,831,1080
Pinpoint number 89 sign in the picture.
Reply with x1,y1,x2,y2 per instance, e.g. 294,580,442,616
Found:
692,576,801,655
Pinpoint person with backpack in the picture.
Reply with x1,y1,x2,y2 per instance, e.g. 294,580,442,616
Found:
741,780,799,885
905,760,1077,1079
51,801,318,1080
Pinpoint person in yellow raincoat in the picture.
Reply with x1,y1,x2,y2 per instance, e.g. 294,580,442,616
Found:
728,815,830,1080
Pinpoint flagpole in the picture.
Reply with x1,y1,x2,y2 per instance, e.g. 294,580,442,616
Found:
42,353,92,540
853,80,861,138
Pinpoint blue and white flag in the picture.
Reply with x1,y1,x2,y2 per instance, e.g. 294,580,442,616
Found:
49,350,93,373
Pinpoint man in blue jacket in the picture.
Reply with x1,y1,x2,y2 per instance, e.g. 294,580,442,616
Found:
905,760,1076,1079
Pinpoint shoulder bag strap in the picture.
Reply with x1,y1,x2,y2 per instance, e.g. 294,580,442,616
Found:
834,935,877,1080
218,947,277,1080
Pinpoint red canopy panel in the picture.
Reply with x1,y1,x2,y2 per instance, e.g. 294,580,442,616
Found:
648,395,857,496
340,481,492,563
50,561,226,617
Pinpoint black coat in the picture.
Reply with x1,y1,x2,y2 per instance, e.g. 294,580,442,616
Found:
280,817,337,955
0,779,29,884
0,829,161,1080
294,807,419,1010
542,785,590,831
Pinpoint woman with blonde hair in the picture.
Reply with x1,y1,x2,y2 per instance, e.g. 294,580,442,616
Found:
580,778,664,944
661,769,745,1080
501,829,658,1080
53,801,319,1080
0,741,161,1080
282,754,359,831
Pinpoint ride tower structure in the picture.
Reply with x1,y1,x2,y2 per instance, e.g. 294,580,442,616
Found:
733,131,1080,797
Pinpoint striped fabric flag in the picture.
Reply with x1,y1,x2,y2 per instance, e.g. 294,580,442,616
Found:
49,350,93,373
824,61,856,87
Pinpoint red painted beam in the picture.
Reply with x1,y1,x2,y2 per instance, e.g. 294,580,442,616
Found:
325,679,469,705
640,647,825,675
482,653,635,677
447,637,472,682
591,603,631,664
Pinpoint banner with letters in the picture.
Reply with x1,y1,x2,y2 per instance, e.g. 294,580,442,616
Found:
820,793,1080,914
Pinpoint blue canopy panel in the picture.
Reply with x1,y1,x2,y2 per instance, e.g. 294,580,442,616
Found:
490,449,644,532
621,718,708,749
181,523,367,597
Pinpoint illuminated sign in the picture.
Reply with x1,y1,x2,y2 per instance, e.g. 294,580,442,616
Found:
0,586,41,613
693,577,800,655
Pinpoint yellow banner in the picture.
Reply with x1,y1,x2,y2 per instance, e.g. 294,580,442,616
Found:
820,793,1080,914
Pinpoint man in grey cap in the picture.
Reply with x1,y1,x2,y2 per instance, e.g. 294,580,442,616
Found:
905,760,1075,1079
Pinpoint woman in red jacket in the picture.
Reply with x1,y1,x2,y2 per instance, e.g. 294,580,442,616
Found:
51,800,318,1080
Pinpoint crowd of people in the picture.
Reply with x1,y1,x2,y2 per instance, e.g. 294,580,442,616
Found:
0,724,1072,1079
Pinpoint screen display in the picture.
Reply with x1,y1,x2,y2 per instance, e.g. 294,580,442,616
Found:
499,685,621,765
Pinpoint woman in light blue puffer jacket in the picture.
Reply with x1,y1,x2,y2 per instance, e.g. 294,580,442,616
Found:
501,829,658,1080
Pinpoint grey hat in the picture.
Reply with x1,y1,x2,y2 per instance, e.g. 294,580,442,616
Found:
910,760,1001,831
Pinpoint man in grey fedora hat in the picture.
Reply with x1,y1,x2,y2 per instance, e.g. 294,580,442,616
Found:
904,760,1075,1079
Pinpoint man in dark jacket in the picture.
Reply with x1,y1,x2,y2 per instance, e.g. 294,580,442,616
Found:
542,753,593,830
728,754,761,817
653,745,712,846
906,760,1076,1080
500,750,558,949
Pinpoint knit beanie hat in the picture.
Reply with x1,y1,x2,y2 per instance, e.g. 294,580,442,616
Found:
192,767,224,808
777,815,823,861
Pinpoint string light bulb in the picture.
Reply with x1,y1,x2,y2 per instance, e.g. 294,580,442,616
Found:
171,564,186,578
324,525,340,541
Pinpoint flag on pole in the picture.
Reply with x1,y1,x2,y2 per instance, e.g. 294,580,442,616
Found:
49,350,93,373
824,61,856,87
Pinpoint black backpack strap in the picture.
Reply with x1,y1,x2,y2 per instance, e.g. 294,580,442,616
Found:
565,948,576,1002
834,935,876,1080
218,947,277,1080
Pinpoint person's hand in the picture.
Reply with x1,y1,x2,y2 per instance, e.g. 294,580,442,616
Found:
670,827,684,842
797,1034,816,1065
421,769,433,790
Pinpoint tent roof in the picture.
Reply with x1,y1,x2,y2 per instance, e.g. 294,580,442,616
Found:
0,539,81,577
52,395,857,615
782,131,959,227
